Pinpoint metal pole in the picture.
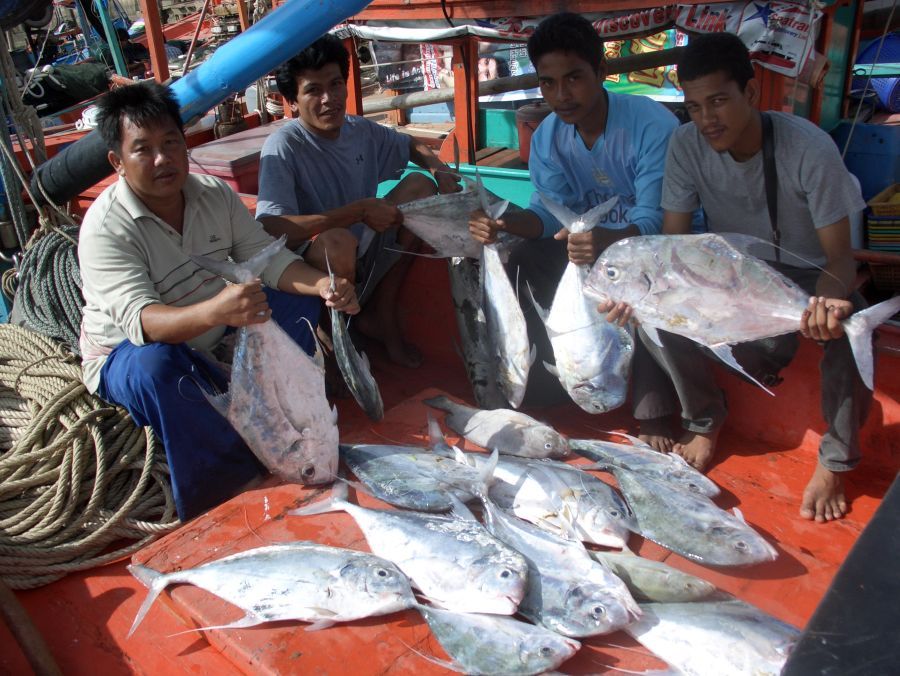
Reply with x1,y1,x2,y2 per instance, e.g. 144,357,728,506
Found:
93,0,129,76
138,0,169,81
182,0,212,74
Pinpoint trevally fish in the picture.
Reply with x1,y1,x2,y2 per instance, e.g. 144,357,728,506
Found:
191,237,338,484
126,542,415,636
613,468,778,567
571,435,720,498
478,178,533,408
290,481,528,615
448,256,508,409
626,599,801,676
530,196,634,414
416,604,580,675
590,549,717,602
325,256,383,421
584,233,900,391
478,493,641,637
424,395,569,458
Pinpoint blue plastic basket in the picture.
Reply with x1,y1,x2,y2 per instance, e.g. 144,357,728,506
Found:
852,33,900,113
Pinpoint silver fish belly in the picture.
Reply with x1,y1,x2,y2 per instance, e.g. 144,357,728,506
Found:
591,550,717,602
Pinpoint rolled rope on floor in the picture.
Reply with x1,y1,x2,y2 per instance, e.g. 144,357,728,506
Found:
0,324,179,590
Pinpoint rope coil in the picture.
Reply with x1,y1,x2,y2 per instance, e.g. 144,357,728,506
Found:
0,325,178,590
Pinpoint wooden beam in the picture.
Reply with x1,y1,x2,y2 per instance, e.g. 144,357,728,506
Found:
344,37,364,116
139,0,169,82
449,37,479,164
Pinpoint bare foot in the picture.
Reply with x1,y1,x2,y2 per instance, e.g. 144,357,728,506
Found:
672,428,720,471
638,416,676,453
800,465,848,523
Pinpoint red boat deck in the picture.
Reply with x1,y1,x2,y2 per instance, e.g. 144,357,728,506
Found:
2,256,898,675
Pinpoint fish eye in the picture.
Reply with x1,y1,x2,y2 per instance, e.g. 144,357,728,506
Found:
544,442,553,450
499,568,511,579
605,266,620,280
539,646,554,657
301,463,317,479
591,605,606,620
375,568,389,577
734,540,748,551
608,509,620,517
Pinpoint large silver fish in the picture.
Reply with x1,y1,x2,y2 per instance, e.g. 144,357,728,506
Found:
590,549,717,602
326,257,383,421
192,237,338,484
416,604,580,676
584,233,900,391
126,542,415,636
530,196,634,413
625,599,800,676
613,468,778,567
448,256,508,409
479,493,641,637
290,482,528,615
424,395,569,459
571,435,720,498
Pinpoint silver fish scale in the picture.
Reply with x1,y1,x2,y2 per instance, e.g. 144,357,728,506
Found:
591,551,717,603
613,469,777,567
331,307,383,421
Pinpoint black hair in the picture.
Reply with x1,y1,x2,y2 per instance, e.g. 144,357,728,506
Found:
527,12,605,73
677,32,756,90
275,34,349,102
96,81,183,152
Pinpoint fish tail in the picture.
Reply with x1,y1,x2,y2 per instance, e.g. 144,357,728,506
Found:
426,412,452,454
422,395,452,412
842,296,900,390
126,564,175,638
190,235,287,284
288,481,349,517
474,448,500,497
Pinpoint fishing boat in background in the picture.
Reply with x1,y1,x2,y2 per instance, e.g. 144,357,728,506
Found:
0,0,898,672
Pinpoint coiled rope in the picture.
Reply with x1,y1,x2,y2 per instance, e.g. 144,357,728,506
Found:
0,325,179,590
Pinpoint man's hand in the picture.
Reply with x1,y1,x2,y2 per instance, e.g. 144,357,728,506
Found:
318,276,360,315
210,280,271,327
433,168,462,195
469,209,504,245
554,227,602,266
597,299,635,327
360,198,402,233
801,296,852,341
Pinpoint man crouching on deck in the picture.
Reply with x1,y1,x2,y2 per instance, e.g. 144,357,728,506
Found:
78,82,359,521
255,34,460,372
600,33,870,523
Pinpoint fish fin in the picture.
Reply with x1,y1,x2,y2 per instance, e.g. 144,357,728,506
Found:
596,429,654,449
289,481,349,517
422,395,452,412
732,506,746,523
304,611,339,632
525,282,549,323
324,249,336,292
473,447,499,495
580,195,620,231
167,614,265,637
331,404,339,424
127,564,172,638
451,444,470,466
474,167,509,221
446,492,478,521
842,296,900,390
426,412,448,451
203,390,232,420
709,345,775,396
538,194,580,233
397,633,468,675
528,343,537,366
191,235,287,284
384,246,446,259
542,360,560,378
642,325,663,347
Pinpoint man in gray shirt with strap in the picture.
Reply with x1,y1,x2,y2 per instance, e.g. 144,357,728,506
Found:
602,33,869,524
256,34,460,370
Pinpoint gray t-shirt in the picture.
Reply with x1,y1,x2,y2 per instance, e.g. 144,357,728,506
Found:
661,111,866,267
255,115,410,255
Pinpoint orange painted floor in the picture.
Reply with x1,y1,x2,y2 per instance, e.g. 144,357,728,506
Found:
2,256,898,675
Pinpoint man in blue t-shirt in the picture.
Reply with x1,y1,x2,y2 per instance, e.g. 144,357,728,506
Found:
468,12,686,417
257,35,460,370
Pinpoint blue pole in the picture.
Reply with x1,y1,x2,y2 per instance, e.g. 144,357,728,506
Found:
171,0,370,124
94,0,128,76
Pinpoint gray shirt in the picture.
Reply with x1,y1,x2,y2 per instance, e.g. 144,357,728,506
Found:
255,116,410,255
661,111,866,267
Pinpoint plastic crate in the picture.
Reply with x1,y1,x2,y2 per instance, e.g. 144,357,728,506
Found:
868,183,900,217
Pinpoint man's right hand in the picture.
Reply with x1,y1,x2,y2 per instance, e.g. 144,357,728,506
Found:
360,198,402,233
211,280,271,327
469,209,504,244
597,299,634,327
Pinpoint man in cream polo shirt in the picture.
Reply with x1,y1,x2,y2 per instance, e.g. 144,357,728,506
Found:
78,81,359,520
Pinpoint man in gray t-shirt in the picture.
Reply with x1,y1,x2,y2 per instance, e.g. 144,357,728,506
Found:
602,33,869,525
256,35,460,369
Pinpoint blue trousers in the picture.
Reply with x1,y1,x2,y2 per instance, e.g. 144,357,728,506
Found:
97,289,321,520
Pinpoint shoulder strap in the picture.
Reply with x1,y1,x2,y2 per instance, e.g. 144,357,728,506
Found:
760,112,780,261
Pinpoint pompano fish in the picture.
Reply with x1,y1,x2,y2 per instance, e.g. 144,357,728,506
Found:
625,599,801,676
416,604,580,676
424,395,569,458
584,233,900,391
451,449,634,547
290,482,528,615
478,493,641,637
340,439,491,511
590,549,717,602
126,542,415,636
571,435,720,498
613,468,777,567
477,177,533,408
448,256,508,409
326,256,383,421
530,196,634,413
192,237,338,484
